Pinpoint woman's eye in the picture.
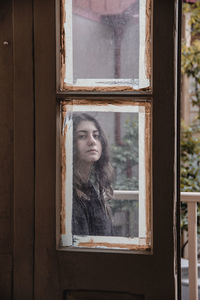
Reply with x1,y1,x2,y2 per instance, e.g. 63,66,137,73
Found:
78,134,86,139
93,134,100,139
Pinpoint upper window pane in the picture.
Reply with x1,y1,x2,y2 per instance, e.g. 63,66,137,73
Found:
60,0,152,90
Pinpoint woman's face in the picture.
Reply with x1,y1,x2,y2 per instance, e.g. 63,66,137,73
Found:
75,120,102,164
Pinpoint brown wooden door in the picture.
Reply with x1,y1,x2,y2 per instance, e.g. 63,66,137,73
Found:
11,0,181,299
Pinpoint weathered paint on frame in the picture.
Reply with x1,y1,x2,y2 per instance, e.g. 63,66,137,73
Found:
60,0,152,92
60,99,152,251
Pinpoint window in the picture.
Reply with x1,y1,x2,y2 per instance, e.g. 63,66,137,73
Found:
60,0,151,90
58,0,152,251
60,101,151,249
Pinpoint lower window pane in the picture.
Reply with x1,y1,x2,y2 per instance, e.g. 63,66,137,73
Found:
59,99,151,251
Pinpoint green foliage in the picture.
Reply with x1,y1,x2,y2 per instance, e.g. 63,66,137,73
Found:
111,117,138,190
180,122,200,231
110,117,139,237
181,2,200,233
182,42,200,110
182,2,200,117
181,122,200,191
183,2,200,35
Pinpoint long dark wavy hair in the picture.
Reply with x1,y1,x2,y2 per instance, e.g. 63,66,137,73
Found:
73,113,113,201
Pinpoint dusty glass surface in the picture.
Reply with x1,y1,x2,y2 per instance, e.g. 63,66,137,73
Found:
62,0,151,89
60,101,151,250
72,111,139,237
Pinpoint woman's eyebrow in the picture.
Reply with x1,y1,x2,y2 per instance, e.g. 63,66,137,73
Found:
77,130,87,133
77,130,99,133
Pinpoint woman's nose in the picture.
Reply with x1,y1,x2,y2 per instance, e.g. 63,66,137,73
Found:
87,134,96,145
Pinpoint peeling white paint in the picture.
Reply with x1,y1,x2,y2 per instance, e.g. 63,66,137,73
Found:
63,110,73,246
139,112,146,238
64,0,73,85
61,103,151,249
66,104,143,113
139,0,149,89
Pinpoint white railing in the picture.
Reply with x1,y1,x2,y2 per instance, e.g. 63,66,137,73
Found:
114,190,139,200
114,190,200,299
181,192,200,300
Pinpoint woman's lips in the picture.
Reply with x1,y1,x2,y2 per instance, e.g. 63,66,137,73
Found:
87,149,98,153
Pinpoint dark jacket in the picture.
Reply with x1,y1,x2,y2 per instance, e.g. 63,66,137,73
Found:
72,182,113,236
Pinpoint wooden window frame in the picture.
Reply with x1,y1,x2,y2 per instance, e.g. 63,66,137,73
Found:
56,0,154,252
59,100,152,251
60,0,151,91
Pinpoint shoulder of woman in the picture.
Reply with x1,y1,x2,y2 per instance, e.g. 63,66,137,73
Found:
74,188,90,203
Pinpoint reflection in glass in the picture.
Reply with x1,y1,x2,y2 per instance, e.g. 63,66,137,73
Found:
72,113,113,236
60,103,151,249
72,111,139,237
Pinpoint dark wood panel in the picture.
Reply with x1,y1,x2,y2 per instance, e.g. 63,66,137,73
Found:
0,0,13,256
0,255,12,300
13,0,35,299
34,0,59,299
65,290,144,300
0,2,14,299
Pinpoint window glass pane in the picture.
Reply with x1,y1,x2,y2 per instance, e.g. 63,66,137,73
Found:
60,100,151,250
61,0,152,90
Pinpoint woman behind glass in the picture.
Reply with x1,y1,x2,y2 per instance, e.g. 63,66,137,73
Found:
72,113,113,236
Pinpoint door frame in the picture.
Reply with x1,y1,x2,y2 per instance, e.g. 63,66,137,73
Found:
12,0,182,299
